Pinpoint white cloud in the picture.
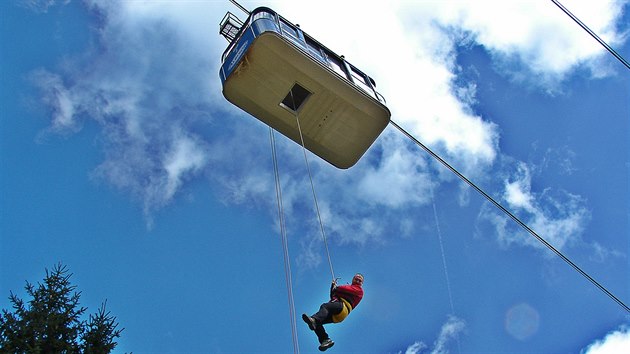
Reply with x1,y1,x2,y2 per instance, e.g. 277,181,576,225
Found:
274,0,500,179
28,0,228,221
29,70,79,132
403,341,427,354
163,133,207,201
504,163,536,211
421,0,627,84
477,161,590,253
432,315,466,354
29,0,624,242
581,325,630,354
357,133,432,208
589,242,625,263
398,315,466,354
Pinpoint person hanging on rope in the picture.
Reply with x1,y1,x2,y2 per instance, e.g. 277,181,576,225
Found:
302,273,364,351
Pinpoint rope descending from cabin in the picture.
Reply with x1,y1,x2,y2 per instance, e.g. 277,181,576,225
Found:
289,91,336,281
390,120,630,313
269,127,300,354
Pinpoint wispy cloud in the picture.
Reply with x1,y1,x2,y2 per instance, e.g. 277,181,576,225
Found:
432,315,466,353
29,2,222,222
29,70,79,133
355,132,432,209
398,315,466,354
402,342,427,354
476,161,590,253
589,242,626,263
18,0,69,13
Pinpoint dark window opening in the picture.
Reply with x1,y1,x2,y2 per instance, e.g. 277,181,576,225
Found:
281,83,311,112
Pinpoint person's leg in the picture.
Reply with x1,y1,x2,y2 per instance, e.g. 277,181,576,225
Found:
312,302,343,343
314,323,329,343
312,301,343,325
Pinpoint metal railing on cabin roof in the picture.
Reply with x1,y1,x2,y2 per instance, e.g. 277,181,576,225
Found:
219,11,244,43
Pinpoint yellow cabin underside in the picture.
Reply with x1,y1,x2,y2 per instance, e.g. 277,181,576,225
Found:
222,32,390,169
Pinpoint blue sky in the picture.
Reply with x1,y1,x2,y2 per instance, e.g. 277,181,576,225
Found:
1,0,629,353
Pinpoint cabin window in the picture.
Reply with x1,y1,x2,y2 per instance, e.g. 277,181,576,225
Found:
251,10,278,34
327,53,347,79
280,83,311,112
350,66,375,97
305,36,325,62
252,10,275,22
280,19,299,39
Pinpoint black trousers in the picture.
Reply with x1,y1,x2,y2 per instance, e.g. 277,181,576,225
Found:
311,301,343,343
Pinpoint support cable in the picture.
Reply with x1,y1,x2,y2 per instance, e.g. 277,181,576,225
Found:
269,128,300,354
551,0,630,71
390,120,630,313
229,0,250,15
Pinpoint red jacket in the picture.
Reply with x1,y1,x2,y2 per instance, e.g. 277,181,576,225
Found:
331,283,363,309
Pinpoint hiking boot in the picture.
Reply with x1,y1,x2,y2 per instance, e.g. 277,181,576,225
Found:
302,313,317,331
318,338,334,351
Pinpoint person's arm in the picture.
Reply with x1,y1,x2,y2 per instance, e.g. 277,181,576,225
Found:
329,279,338,299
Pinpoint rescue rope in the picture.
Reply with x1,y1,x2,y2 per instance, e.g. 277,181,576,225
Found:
269,127,300,354
290,92,336,281
390,120,630,313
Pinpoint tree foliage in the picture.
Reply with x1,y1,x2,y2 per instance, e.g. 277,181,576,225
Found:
0,263,123,353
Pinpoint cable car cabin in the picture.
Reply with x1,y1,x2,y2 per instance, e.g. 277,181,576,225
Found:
219,7,391,169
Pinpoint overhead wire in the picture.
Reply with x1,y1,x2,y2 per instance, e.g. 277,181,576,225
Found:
269,128,300,354
429,181,462,353
551,0,630,71
429,182,456,316
389,120,630,313
229,0,250,15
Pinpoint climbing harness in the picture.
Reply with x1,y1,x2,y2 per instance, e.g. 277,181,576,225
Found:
331,298,352,323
